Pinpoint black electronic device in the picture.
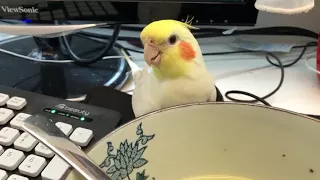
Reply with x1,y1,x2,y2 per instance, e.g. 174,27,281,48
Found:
0,0,258,26
0,85,121,179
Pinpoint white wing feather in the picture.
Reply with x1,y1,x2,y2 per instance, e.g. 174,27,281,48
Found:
132,65,162,117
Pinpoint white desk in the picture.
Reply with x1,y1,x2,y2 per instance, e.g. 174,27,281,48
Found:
121,36,320,116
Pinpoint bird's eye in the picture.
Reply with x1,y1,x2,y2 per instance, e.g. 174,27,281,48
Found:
168,35,177,45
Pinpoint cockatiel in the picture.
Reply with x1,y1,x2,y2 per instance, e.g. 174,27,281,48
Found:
132,19,217,117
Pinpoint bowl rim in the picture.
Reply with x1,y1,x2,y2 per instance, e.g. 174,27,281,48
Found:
86,102,320,153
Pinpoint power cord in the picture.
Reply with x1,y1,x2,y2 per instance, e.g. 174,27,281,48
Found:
265,42,317,68
0,47,127,63
223,41,317,106
61,24,122,66
225,53,284,106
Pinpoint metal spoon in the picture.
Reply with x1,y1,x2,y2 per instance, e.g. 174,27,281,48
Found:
22,114,112,180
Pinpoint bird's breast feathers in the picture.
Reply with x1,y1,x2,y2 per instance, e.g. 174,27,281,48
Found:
157,73,215,108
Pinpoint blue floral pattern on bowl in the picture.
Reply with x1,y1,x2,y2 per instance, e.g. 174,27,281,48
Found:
99,123,155,180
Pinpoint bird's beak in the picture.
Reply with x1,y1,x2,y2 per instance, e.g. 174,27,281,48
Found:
144,42,161,66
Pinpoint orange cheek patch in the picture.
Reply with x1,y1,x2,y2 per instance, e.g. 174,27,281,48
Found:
179,41,196,61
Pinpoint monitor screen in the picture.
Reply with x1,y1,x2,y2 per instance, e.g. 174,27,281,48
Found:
0,0,258,26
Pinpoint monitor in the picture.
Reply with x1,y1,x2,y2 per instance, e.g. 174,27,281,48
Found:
0,0,258,26
0,0,258,100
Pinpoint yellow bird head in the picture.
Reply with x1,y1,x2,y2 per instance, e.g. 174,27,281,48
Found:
140,19,202,80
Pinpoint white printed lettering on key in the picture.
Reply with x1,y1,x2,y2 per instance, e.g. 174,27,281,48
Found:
0,148,25,171
0,108,14,125
55,122,73,136
10,113,31,130
14,132,38,152
0,169,8,180
6,96,27,110
41,155,70,180
7,174,28,180
0,93,9,106
69,127,93,147
0,127,20,146
19,154,47,177
35,143,54,158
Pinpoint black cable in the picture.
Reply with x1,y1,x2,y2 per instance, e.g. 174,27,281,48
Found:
265,42,317,68
225,52,285,106
61,24,122,66
79,31,141,42
104,26,319,40
223,41,316,105
74,32,318,56
79,26,319,42
193,27,318,39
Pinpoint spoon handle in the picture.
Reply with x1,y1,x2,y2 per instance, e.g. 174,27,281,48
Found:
22,114,111,180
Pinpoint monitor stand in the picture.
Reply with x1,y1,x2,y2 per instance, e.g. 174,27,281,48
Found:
0,35,130,100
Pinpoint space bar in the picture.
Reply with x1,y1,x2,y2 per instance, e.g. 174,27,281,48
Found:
41,155,71,180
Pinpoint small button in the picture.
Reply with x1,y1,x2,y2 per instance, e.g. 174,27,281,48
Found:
55,122,73,136
0,127,20,146
0,148,25,171
41,155,70,180
0,169,8,180
6,96,27,110
0,93,9,106
0,145,3,155
14,132,38,152
35,143,54,158
10,113,31,130
7,174,28,180
19,154,47,177
69,127,93,147
0,108,14,125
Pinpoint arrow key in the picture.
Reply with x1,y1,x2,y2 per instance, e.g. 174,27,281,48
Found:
19,154,47,177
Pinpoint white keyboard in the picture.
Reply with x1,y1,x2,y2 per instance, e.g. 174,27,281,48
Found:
0,93,94,180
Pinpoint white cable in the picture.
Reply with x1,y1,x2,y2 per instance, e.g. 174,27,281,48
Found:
0,47,133,63
305,56,320,74
66,95,87,102
0,48,73,63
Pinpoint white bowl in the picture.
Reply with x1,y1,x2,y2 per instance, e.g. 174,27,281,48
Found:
66,102,320,180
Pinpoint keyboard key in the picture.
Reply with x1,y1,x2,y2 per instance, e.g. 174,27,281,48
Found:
10,113,31,130
35,143,54,158
0,169,8,180
0,93,9,106
0,148,25,170
14,132,38,152
19,154,47,177
7,174,28,180
70,127,93,146
0,145,3,155
0,127,20,146
0,108,14,125
6,96,27,110
55,122,73,136
41,155,70,180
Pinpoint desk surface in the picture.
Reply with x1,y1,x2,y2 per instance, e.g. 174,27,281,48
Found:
1,29,319,116
121,37,320,116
